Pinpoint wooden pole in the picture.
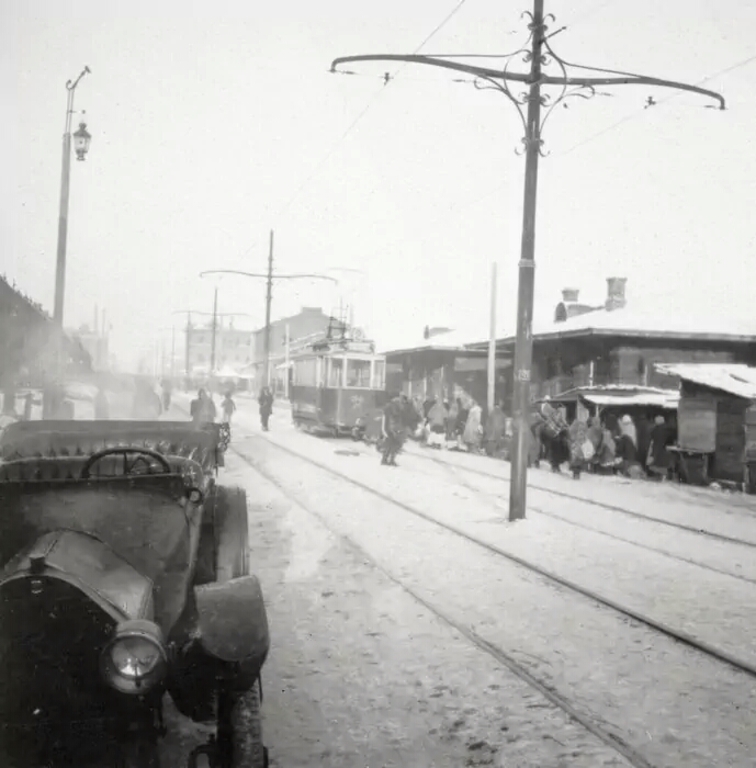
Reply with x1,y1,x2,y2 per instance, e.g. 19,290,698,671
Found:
487,262,498,415
509,0,544,522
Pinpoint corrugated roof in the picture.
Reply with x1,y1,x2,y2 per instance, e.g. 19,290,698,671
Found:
545,385,679,409
654,363,756,400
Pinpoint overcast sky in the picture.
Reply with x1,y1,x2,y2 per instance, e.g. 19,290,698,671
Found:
2,0,755,370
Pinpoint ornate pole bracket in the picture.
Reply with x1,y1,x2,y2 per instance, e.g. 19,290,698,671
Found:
331,13,725,156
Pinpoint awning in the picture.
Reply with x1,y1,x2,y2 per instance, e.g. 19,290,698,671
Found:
582,392,679,408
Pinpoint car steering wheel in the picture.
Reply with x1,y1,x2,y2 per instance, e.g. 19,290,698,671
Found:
80,447,172,479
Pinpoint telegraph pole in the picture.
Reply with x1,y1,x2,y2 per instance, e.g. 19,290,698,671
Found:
210,287,219,375
264,229,274,387
487,262,498,416
331,0,725,522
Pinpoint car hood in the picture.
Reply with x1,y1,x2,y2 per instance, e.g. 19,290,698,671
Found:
1,529,154,621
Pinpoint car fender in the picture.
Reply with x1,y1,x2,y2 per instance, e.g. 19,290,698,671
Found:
194,575,269,666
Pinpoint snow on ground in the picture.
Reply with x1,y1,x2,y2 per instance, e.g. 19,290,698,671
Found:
250,421,756,671
220,445,638,768
235,432,756,768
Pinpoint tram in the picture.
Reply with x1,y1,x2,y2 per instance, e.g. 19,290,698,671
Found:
289,335,388,438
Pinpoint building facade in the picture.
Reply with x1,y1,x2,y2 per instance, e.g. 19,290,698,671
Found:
184,319,255,376
469,277,756,406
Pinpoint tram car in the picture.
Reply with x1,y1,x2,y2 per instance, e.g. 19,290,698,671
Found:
289,337,388,438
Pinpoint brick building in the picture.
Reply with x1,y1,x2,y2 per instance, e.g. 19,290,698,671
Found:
184,319,255,376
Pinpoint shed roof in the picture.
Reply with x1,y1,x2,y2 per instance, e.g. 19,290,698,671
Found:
654,363,756,400
545,385,680,409
379,327,490,356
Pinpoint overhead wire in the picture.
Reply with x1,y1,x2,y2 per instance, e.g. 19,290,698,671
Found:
269,0,470,224
556,51,756,158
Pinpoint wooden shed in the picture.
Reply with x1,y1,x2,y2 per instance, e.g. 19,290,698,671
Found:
655,363,756,488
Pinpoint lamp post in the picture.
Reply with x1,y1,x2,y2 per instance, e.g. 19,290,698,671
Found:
331,1,724,521
44,66,92,418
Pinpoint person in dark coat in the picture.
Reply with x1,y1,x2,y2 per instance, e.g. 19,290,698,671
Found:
381,392,406,466
646,415,672,481
258,386,274,431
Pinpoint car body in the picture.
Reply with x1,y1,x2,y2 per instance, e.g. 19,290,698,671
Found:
0,419,269,767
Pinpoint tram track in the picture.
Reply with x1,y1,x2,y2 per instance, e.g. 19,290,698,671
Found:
229,441,657,768
235,432,756,683
403,445,756,549
402,450,756,585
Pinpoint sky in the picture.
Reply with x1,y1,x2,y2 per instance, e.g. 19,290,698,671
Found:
2,0,755,371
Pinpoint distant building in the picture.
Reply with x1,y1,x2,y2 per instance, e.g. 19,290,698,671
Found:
184,318,255,376
247,307,350,392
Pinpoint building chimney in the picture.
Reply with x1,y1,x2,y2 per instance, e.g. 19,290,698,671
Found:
605,277,627,311
561,288,579,303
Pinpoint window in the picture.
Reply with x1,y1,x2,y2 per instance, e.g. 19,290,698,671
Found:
346,359,371,388
293,357,317,386
371,360,386,390
327,358,344,388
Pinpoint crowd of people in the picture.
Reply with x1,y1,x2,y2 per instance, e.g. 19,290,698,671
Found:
378,390,677,481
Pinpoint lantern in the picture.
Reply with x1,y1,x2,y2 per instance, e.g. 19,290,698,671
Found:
73,122,92,161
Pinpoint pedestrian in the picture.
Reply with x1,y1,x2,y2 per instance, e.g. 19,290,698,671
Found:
222,391,237,425
484,400,507,457
445,398,459,441
258,386,274,431
381,391,406,466
22,392,34,421
615,414,639,476
190,388,216,424
463,400,483,453
646,414,672,481
567,412,593,480
94,387,110,420
425,398,447,449
160,378,173,411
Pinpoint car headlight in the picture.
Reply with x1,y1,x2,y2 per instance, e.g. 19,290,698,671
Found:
101,620,167,694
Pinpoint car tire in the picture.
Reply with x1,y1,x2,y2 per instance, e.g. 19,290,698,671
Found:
214,485,249,582
217,679,266,768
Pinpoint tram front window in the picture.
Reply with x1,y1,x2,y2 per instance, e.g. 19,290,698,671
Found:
328,358,344,387
372,360,386,390
346,359,371,388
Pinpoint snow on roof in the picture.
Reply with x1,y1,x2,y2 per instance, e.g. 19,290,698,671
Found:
379,327,491,355
529,304,756,341
654,363,756,400
546,385,680,409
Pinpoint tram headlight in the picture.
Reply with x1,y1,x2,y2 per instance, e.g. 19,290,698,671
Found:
100,620,167,694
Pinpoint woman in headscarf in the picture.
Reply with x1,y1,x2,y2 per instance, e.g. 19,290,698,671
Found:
615,414,638,475
446,397,460,441
426,398,448,449
463,400,483,452
567,412,592,479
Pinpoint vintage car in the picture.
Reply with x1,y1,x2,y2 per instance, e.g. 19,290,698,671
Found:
0,419,269,768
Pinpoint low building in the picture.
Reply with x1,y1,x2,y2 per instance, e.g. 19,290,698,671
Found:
655,363,756,488
0,274,91,410
381,328,511,409
468,277,756,403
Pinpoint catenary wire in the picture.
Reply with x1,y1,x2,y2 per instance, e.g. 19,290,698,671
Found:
270,0,470,224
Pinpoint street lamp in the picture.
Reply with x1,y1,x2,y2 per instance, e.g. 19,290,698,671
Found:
44,66,92,418
73,122,92,161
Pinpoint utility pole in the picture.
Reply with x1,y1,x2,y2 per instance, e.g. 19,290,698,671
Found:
331,0,724,522
201,235,337,392
264,229,274,387
284,322,291,399
487,262,498,416
209,287,219,375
